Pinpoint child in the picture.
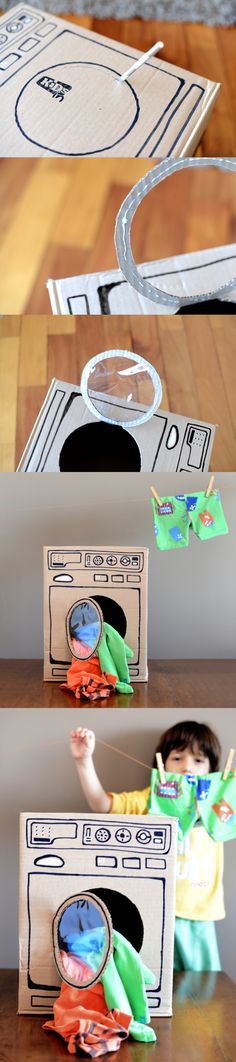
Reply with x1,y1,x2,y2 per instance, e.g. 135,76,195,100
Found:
70,720,224,972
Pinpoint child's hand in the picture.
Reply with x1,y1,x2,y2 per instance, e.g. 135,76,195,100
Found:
70,728,95,763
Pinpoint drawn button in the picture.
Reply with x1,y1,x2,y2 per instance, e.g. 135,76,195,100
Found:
95,828,111,843
0,52,20,69
115,828,131,843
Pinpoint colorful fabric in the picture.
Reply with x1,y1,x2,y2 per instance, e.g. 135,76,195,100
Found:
110,788,225,921
148,768,236,842
174,918,221,971
61,656,117,702
63,622,134,699
98,623,134,694
44,980,131,1056
101,929,156,1043
44,929,156,1051
151,489,228,551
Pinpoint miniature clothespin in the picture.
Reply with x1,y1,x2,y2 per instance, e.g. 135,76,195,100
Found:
151,485,162,506
156,752,166,784
205,475,215,498
223,748,235,780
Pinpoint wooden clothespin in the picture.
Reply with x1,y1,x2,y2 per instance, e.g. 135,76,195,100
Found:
223,748,235,780
156,752,166,784
151,485,162,506
205,475,215,498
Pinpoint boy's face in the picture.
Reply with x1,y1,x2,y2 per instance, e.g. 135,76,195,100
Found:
165,742,210,776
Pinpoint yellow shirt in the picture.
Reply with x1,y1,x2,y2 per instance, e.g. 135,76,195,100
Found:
110,787,225,921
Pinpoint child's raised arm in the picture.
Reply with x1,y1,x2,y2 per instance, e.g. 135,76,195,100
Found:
70,728,112,813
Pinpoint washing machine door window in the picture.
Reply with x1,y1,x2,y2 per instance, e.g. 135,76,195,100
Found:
81,349,162,427
66,598,103,660
53,891,113,989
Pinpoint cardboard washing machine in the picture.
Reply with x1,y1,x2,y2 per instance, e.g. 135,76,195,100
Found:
44,545,149,683
19,810,177,1016
18,379,216,473
0,4,219,157
47,244,236,315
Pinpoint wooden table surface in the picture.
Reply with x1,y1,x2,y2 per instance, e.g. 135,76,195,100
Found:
1,659,236,708
1,970,236,1061
1,313,236,473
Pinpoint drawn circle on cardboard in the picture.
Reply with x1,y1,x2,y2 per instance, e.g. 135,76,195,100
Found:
53,891,113,990
115,157,236,307
15,61,139,155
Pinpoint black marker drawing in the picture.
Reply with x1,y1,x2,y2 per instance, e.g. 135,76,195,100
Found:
44,546,148,683
17,380,216,474
0,7,219,157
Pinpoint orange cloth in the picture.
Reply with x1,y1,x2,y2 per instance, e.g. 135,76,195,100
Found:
61,656,117,702
43,980,131,1056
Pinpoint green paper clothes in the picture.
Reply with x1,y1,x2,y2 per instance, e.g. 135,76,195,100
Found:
148,768,236,842
151,489,228,551
98,622,134,694
151,496,189,550
185,489,229,540
101,929,156,1043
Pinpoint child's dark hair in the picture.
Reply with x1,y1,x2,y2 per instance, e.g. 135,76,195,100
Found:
153,719,221,772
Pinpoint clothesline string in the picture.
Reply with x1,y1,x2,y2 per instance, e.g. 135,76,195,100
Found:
96,738,151,772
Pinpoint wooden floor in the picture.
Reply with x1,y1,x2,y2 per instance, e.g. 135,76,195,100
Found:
0,156,236,315
0,313,236,471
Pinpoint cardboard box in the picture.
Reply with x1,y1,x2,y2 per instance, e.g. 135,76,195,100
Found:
0,4,219,158
43,544,149,683
19,810,177,1016
17,378,216,473
47,244,236,315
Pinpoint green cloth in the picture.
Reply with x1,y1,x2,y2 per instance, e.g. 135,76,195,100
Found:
151,496,189,550
148,768,236,842
98,622,134,694
174,918,221,971
101,928,156,1042
186,489,229,540
148,768,197,839
151,489,228,551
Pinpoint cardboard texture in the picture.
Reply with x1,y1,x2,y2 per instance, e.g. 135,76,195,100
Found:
18,810,177,1016
17,378,216,473
0,4,219,158
47,244,236,315
43,545,149,683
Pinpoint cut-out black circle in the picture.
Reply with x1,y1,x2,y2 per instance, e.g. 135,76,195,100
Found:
93,596,127,639
178,300,234,314
59,422,141,471
88,888,144,953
